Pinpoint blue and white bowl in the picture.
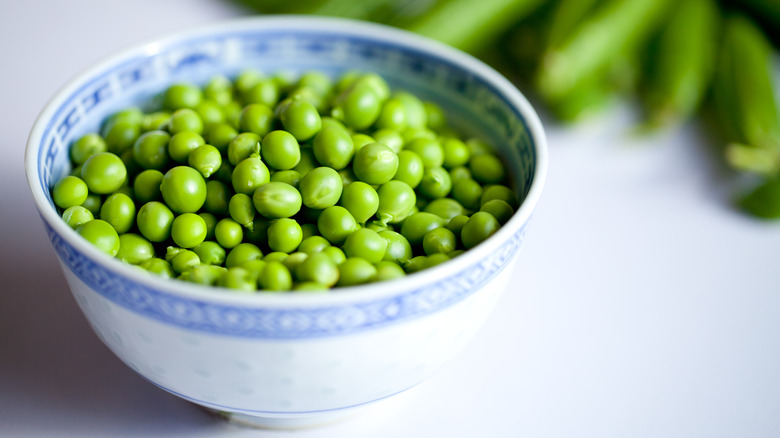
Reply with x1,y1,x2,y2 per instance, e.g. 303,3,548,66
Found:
25,17,547,428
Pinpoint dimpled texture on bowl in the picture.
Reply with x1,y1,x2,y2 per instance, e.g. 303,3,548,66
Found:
26,17,546,427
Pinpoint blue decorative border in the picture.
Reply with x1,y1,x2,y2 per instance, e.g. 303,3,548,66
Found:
46,219,525,339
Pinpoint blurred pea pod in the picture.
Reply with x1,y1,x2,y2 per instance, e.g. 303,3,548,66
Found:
403,0,544,54
640,0,719,129
535,0,672,103
712,14,780,176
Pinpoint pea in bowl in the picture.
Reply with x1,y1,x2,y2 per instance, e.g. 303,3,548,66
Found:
25,16,547,428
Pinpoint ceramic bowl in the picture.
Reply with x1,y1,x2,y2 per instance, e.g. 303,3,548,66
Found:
25,16,547,429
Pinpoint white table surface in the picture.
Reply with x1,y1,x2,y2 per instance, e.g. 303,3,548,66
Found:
2,1,780,437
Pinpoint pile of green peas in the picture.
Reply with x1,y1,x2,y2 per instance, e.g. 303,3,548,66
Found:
51,69,518,292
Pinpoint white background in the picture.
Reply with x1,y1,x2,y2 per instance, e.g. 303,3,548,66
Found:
2,1,780,437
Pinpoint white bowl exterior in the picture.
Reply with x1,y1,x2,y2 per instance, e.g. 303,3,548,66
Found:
26,17,547,421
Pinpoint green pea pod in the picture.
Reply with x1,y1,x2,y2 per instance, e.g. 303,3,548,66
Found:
535,0,672,102
404,0,544,54
547,75,614,123
712,14,780,175
739,176,780,219
544,0,604,50
640,0,718,128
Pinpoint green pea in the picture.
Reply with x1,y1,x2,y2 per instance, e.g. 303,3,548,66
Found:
300,222,319,240
284,252,311,276
418,167,452,199
199,212,218,241
142,111,172,132
372,129,403,153
400,212,445,246
338,168,357,186
258,261,292,291
171,250,200,274
376,97,408,130
353,143,398,185
286,87,327,113
320,116,347,132
405,138,444,168
422,227,456,255
52,175,88,209
466,138,493,156
376,180,416,225
296,71,333,96
267,218,302,254
228,132,261,166
449,166,472,184
132,169,162,203
461,211,500,249
204,180,232,215
339,181,379,224
193,241,226,266
103,121,140,155
393,150,424,188
229,193,256,229
317,206,358,245
165,246,186,262
423,101,446,131
240,259,267,277
81,152,127,194
337,257,377,287
404,255,428,273
194,99,225,127
245,79,280,108
225,101,244,130
203,75,233,106
161,166,207,214
424,253,450,269
235,69,263,97
393,91,427,128
188,144,222,178
76,219,120,257
312,125,354,170
480,199,514,225
62,205,94,229
449,249,465,258
215,218,244,249
470,153,507,184
167,131,204,163
424,198,465,221
446,214,469,236
295,252,339,287
132,130,170,170
263,252,289,264
225,243,264,268
300,167,343,209
219,268,256,292
70,133,107,165
180,265,227,286
239,103,274,137
322,246,346,265
164,83,202,110
270,169,302,187
206,122,238,153
374,261,406,282
232,156,270,195
378,230,412,264
139,258,175,278
298,235,331,255
171,213,207,248
452,178,483,210
100,193,135,234
116,233,155,264
351,134,375,153
252,181,302,219
280,98,321,141
331,79,382,130
294,147,318,175
294,282,329,292
481,184,518,208
343,228,387,264
169,108,204,135
442,137,470,169
82,194,102,216
262,130,301,170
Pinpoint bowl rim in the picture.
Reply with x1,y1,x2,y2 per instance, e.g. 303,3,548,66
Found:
25,15,548,308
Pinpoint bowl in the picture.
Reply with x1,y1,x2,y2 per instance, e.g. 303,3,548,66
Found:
25,16,547,429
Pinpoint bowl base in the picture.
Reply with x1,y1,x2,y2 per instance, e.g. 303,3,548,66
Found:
207,406,363,430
